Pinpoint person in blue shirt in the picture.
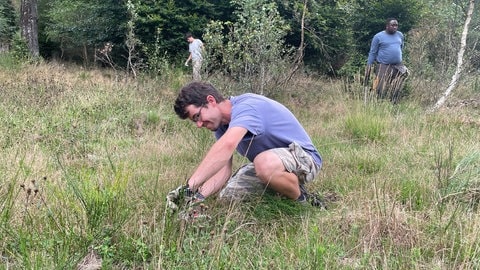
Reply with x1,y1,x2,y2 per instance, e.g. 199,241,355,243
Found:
366,18,409,103
170,81,323,207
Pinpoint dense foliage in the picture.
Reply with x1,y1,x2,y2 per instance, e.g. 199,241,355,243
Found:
40,0,128,64
0,0,17,47
204,0,294,94
3,0,479,77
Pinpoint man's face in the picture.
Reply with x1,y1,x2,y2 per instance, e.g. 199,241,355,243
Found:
186,37,194,43
386,20,398,34
186,104,220,131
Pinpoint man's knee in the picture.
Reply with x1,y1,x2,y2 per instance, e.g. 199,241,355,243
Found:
253,151,285,182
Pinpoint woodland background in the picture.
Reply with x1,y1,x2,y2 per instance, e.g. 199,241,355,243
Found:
1,0,479,86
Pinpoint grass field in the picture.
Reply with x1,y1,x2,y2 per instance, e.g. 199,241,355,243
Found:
1,61,479,269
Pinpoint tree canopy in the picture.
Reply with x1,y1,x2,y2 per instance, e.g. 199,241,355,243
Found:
4,0,478,79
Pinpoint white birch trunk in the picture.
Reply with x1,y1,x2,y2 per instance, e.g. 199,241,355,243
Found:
429,0,475,112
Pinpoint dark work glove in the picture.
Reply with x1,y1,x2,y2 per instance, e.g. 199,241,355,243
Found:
166,185,204,211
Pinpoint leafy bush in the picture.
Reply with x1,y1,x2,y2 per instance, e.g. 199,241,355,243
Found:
0,32,31,68
204,0,294,95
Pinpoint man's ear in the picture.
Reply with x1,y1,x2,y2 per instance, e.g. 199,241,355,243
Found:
206,95,217,104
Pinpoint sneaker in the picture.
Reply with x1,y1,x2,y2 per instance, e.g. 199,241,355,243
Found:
309,193,327,209
298,184,327,209
299,184,308,196
296,184,309,204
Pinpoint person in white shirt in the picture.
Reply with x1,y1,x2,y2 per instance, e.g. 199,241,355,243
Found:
185,33,204,81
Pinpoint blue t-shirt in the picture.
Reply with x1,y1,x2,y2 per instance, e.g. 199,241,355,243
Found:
214,94,322,165
367,31,404,65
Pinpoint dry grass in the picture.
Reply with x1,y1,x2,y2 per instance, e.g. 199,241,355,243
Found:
1,62,480,269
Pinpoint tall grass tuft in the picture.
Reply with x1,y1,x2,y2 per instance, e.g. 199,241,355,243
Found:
344,104,390,143
439,151,480,209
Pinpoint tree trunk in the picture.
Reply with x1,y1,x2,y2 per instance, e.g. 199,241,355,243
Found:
20,0,39,57
283,0,307,85
429,0,475,112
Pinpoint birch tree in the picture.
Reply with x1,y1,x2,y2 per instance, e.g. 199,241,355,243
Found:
429,0,476,112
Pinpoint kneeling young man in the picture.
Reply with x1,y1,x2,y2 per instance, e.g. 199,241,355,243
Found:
173,82,322,203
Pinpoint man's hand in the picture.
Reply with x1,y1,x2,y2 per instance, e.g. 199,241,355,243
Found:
184,61,189,67
166,185,188,210
166,185,203,211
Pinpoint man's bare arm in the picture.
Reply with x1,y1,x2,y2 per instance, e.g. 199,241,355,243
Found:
187,126,248,191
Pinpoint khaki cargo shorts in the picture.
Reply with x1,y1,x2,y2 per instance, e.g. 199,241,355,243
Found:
219,142,321,200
